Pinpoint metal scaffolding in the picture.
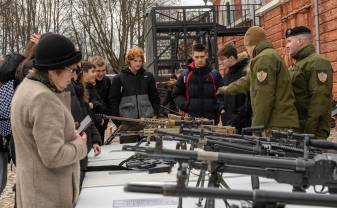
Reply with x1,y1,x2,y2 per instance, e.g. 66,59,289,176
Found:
145,3,261,79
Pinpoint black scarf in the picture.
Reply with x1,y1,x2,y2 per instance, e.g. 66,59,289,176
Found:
27,72,62,93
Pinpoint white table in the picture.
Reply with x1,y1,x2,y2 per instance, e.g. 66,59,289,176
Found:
77,142,334,208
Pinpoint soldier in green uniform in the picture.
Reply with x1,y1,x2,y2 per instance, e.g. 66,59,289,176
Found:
217,26,299,132
285,26,333,139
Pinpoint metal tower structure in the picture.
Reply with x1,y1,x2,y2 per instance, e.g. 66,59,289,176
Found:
144,3,261,79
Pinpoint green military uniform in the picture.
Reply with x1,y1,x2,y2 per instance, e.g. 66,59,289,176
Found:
289,45,333,139
225,41,299,129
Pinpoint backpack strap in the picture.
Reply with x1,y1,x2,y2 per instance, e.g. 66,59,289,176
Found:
185,70,193,101
209,71,216,98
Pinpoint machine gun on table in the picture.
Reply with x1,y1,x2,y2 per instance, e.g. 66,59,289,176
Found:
95,114,218,144
96,114,214,129
115,125,337,207
122,138,337,194
154,129,322,159
125,179,337,208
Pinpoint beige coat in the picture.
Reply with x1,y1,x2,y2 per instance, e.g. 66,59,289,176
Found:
11,78,87,208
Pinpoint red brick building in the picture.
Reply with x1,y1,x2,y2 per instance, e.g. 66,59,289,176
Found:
213,0,337,99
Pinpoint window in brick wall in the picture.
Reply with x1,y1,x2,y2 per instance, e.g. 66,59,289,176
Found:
217,0,235,26
217,0,261,27
240,0,261,26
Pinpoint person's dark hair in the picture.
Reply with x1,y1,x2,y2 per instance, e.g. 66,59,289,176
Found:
81,61,96,72
192,44,207,53
77,61,95,103
77,61,95,81
217,43,238,59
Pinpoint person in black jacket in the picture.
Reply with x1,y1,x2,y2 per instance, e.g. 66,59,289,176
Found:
172,44,224,122
217,43,251,132
0,34,40,168
79,61,108,144
108,47,160,143
89,56,111,140
67,62,102,187
0,33,40,87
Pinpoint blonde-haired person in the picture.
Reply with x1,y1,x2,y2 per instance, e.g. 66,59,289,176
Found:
11,33,87,208
107,47,160,143
89,56,111,143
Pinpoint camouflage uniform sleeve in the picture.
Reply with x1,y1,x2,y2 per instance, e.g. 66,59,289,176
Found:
304,59,333,135
225,74,250,95
250,58,277,127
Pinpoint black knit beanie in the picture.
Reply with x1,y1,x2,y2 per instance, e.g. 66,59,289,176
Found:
33,33,82,70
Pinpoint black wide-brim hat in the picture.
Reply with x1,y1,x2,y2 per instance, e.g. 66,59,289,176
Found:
33,33,82,70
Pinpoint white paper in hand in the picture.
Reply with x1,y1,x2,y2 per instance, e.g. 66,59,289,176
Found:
77,115,92,134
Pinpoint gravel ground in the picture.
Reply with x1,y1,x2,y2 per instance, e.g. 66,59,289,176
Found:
1,128,336,208
0,164,15,208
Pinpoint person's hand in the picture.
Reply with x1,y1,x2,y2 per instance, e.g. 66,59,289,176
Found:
88,102,94,109
30,33,40,44
92,144,101,156
22,33,40,58
74,132,87,145
216,86,228,95
167,79,177,87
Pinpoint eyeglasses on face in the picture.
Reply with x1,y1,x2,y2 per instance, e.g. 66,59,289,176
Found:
64,66,79,73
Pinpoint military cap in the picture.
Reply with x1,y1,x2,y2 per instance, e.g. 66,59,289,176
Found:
285,26,311,38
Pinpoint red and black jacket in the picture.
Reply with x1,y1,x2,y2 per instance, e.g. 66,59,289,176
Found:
172,61,224,120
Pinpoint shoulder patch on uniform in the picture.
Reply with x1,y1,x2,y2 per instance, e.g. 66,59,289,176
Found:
317,71,327,83
256,70,267,82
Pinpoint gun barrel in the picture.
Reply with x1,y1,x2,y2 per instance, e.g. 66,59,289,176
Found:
241,125,265,134
181,128,271,141
174,120,214,126
306,139,337,151
125,183,337,207
126,145,313,171
271,130,315,140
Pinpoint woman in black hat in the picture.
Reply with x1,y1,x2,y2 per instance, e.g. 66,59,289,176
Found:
10,33,87,208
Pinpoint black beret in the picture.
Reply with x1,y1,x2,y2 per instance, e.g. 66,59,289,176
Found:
285,26,311,38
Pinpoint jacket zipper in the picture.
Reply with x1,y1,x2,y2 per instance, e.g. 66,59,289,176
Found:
136,94,140,118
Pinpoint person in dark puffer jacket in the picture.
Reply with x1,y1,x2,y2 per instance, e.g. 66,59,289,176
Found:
172,44,224,122
107,47,160,143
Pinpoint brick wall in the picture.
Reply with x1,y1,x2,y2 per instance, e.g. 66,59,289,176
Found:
319,0,337,98
215,0,337,99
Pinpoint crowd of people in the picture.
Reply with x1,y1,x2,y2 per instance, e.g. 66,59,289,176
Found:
0,24,333,208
